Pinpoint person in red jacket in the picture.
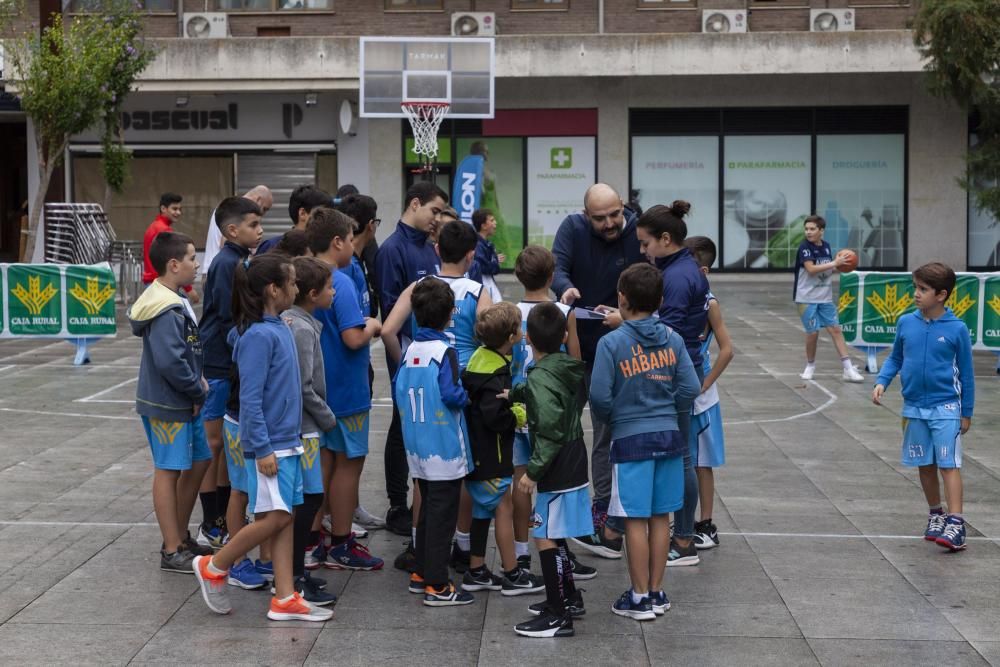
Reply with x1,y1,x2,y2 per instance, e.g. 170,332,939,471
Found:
144,193,200,303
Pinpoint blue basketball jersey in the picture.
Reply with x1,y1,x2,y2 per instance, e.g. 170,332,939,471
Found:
511,301,572,386
409,275,484,370
394,338,472,481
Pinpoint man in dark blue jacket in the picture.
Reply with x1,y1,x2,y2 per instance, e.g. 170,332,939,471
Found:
551,183,644,559
375,181,447,540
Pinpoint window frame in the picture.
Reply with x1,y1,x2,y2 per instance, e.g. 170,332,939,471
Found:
747,0,810,8
510,0,570,11
215,0,335,11
635,0,696,10
383,0,445,12
69,0,177,13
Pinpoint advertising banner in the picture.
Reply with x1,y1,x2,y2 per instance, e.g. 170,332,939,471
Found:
526,137,596,247
837,271,998,351
452,154,485,223
1,263,118,339
723,135,812,269
631,136,719,262
455,138,524,269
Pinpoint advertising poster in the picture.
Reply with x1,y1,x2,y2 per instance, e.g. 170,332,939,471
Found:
456,138,524,269
723,136,811,269
631,136,719,264
526,137,596,248
816,134,905,269
985,276,1000,348
2,263,117,338
837,271,860,344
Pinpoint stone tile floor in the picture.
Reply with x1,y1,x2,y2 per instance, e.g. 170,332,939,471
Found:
0,275,996,666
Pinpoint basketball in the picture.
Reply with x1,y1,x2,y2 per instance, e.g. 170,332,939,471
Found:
836,249,858,273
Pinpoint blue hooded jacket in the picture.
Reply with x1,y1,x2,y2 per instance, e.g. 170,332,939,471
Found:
468,235,500,283
875,309,975,418
375,221,439,343
551,209,643,364
656,247,711,368
590,317,700,447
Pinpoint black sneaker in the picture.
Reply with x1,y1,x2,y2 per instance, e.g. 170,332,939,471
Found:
462,568,503,592
393,540,418,573
570,530,623,559
385,505,412,537
424,582,475,607
666,538,700,567
517,554,532,572
160,549,195,574
528,589,585,617
183,532,214,557
502,568,545,597
569,557,597,580
450,542,471,574
297,575,337,606
515,608,574,637
693,519,719,550
303,571,327,590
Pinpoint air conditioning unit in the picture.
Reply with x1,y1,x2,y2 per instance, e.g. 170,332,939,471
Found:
811,9,854,32
702,10,746,34
182,13,229,39
451,12,496,37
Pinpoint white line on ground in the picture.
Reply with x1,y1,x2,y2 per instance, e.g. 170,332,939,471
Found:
75,377,137,403
0,365,13,373
0,407,133,421
0,340,68,363
725,379,838,425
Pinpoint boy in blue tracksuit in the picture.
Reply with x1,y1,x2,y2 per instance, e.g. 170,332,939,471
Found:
874,262,975,551
128,231,211,574
394,277,474,607
590,263,700,621
468,208,504,302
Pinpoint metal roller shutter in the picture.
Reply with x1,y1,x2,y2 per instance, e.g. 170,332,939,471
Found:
236,153,317,238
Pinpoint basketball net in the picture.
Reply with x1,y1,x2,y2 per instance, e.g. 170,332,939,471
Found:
402,102,449,172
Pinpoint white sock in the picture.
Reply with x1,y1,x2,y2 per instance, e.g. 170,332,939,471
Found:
411,527,417,545
456,530,471,552
841,357,853,370
631,589,648,604
804,361,816,369
207,559,227,576
515,541,530,558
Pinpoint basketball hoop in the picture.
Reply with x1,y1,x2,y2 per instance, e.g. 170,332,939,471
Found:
402,101,450,169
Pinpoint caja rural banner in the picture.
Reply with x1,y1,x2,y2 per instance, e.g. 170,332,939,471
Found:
837,271,1000,351
0,263,118,338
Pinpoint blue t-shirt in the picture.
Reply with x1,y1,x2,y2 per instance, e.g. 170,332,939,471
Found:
347,255,371,317
315,269,370,416
409,275,484,371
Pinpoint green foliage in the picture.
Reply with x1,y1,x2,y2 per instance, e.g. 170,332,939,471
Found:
915,0,1000,224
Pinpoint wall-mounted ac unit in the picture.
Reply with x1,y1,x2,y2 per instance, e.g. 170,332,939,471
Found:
182,13,229,39
702,10,747,34
811,9,855,32
452,12,496,37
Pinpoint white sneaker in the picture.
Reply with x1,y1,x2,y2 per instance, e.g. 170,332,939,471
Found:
351,523,369,539
353,505,386,530
800,365,816,381
842,366,865,383
320,513,368,539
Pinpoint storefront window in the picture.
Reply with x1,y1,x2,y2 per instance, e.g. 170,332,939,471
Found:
631,136,719,264
968,135,1000,269
526,137,596,248
455,138,524,269
723,135,811,269
816,134,905,269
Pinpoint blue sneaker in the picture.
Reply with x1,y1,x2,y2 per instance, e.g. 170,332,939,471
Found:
611,590,656,621
935,516,967,551
255,559,274,581
924,511,946,541
324,537,384,571
196,523,226,551
227,558,267,590
649,590,671,615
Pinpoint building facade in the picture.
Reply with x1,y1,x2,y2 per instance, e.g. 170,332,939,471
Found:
5,0,995,271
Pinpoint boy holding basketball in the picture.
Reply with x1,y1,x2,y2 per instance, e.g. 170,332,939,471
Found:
873,262,975,551
793,215,864,383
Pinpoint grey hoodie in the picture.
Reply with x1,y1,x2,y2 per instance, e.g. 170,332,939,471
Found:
128,281,206,422
282,305,337,435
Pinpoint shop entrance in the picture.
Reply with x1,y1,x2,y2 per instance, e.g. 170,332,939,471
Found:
0,118,29,262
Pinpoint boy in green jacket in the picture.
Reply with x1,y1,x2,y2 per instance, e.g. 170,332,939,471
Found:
510,302,591,639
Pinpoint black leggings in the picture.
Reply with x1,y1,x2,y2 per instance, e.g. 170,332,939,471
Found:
293,493,324,578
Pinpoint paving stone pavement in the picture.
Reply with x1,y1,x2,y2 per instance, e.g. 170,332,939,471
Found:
0,275,997,666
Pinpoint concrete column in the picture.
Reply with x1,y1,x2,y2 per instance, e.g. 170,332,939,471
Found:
369,118,402,245
907,86,967,270
597,79,629,195
337,117,371,196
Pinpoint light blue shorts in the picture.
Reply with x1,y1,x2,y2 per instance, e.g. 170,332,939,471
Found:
691,403,726,468
222,415,247,493
609,457,683,519
323,412,370,459
247,453,303,515
300,433,325,495
797,302,839,334
467,477,512,520
513,432,532,468
202,378,231,422
142,415,212,471
902,417,962,469
531,486,592,540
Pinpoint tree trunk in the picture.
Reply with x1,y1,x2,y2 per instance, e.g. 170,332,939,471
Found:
23,137,64,264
